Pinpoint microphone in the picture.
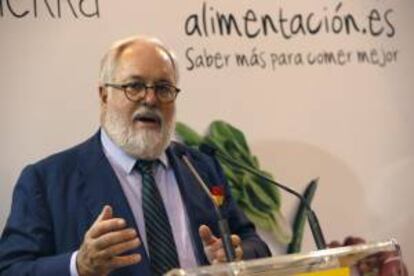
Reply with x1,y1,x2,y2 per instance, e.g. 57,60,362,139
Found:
199,143,327,250
177,149,236,262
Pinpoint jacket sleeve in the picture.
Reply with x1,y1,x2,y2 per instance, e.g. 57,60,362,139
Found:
0,165,72,276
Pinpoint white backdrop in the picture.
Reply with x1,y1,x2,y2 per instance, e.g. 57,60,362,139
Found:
1,0,413,271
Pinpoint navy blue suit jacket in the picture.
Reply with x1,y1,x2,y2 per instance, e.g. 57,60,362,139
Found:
0,131,270,275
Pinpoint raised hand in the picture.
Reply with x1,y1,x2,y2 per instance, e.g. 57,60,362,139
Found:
77,205,141,276
199,224,243,264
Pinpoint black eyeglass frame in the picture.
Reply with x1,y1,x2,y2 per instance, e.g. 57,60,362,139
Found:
104,82,181,103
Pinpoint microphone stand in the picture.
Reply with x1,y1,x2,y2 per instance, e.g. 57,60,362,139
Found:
181,154,236,262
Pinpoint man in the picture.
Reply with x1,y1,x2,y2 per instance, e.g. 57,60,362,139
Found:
0,36,270,276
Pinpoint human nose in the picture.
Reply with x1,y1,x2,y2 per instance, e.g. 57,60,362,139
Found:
141,85,158,105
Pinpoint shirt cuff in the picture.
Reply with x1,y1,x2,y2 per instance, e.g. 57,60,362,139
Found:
70,250,79,276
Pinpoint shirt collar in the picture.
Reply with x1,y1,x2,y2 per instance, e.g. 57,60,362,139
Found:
100,128,169,174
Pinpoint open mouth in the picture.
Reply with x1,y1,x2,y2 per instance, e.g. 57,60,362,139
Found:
133,112,162,126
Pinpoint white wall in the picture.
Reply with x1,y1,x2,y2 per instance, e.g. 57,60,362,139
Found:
1,0,413,271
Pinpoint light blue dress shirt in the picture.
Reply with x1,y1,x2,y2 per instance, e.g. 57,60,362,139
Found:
70,130,198,275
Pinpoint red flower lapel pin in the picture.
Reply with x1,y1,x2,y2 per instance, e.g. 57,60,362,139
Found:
210,185,224,207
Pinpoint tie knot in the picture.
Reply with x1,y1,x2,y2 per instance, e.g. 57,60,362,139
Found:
135,160,155,174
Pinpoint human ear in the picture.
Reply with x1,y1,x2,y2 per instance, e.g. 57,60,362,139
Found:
99,86,108,105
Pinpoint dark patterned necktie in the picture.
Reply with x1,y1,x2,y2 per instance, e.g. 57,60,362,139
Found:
135,160,180,276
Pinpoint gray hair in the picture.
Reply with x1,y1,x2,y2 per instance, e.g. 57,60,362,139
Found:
99,35,179,85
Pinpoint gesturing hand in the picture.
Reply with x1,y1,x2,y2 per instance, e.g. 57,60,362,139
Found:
77,205,141,276
199,224,243,264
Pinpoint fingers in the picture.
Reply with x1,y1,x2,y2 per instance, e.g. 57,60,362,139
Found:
92,205,114,230
211,249,226,264
217,235,243,261
328,240,342,248
199,224,217,246
234,244,243,260
97,237,141,259
328,236,366,248
344,236,365,246
231,235,243,261
77,205,141,275
206,234,240,251
199,225,244,264
94,228,137,250
99,205,113,221
88,206,126,239
88,218,127,239
108,254,142,269
209,242,243,263
231,235,241,247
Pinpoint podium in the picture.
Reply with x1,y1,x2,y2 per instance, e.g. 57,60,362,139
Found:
166,239,404,276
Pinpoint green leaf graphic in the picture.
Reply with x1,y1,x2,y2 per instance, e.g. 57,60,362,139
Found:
175,120,293,245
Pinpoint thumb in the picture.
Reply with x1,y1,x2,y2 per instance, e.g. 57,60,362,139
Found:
97,205,113,222
199,225,217,246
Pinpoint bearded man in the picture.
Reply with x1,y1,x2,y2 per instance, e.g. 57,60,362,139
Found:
0,36,270,276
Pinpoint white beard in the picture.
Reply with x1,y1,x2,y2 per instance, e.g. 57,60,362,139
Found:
102,105,175,160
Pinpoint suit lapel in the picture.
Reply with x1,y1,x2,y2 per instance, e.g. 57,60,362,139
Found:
167,143,217,265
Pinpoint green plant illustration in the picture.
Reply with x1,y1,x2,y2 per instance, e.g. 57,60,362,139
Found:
176,120,319,253
176,120,292,245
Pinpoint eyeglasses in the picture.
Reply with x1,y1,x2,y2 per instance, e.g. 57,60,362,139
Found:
104,81,181,103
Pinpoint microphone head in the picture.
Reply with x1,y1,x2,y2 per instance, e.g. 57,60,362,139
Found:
199,143,217,156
